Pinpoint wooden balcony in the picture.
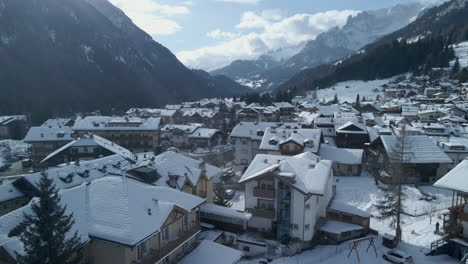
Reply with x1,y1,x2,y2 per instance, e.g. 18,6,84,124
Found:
134,224,200,264
253,187,275,199
251,207,275,219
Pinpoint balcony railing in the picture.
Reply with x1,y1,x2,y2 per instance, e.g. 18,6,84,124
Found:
253,188,275,199
251,207,275,219
133,223,200,264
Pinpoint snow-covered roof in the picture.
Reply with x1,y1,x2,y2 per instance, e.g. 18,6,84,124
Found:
151,151,223,187
40,134,136,164
179,240,243,264
335,122,368,134
380,135,452,164
0,184,23,203
88,176,204,246
40,118,73,128
0,115,27,125
73,116,160,131
0,176,205,257
162,124,200,134
259,127,322,153
230,122,301,140
273,102,295,109
23,126,74,142
434,159,468,194
319,146,363,165
189,128,221,139
126,108,177,117
200,203,251,221
329,201,370,218
319,219,366,234
240,153,332,195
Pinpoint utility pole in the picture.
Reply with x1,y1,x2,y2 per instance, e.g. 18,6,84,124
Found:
395,124,405,242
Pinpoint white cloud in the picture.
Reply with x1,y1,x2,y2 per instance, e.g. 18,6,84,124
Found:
207,29,241,39
216,0,260,4
109,0,189,35
177,9,359,71
182,1,194,6
236,9,283,29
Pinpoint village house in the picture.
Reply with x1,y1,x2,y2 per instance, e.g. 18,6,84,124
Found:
0,115,28,140
188,128,225,149
23,126,74,167
160,124,201,150
368,135,452,184
239,153,334,246
0,175,206,264
230,122,301,168
72,116,161,153
126,108,182,125
39,134,136,168
258,127,323,156
318,146,364,176
433,159,468,262
237,104,279,122
335,122,370,149
437,137,468,170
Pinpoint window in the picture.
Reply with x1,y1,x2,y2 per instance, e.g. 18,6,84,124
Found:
305,204,310,210
305,224,310,230
182,215,189,231
241,159,248,165
162,226,169,241
258,199,274,209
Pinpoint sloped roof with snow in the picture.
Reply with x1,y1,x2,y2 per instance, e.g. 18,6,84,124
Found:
434,159,468,194
200,203,251,221
73,116,160,131
380,135,452,164
179,240,243,264
151,151,223,187
230,122,301,140
189,128,221,139
240,153,332,195
23,126,74,142
319,146,363,164
0,115,27,125
88,176,204,246
40,134,136,164
259,127,322,153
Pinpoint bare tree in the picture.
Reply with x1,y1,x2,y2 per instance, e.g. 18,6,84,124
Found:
425,203,437,224
376,124,411,242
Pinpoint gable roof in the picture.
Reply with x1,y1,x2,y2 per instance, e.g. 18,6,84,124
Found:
319,146,363,165
40,134,136,164
23,126,74,142
239,153,332,195
259,128,322,153
434,159,468,194
380,135,452,164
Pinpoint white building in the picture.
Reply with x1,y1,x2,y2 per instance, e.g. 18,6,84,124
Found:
259,127,322,156
239,153,333,245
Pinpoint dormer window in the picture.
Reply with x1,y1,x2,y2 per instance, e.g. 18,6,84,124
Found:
256,130,264,136
269,139,278,145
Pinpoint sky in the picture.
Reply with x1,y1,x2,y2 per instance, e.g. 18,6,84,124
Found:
109,0,444,71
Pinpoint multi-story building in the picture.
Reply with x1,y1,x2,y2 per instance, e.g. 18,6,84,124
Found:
0,115,28,140
23,126,74,167
0,175,206,264
258,127,323,156
434,159,468,262
230,122,301,168
239,153,334,246
72,116,161,153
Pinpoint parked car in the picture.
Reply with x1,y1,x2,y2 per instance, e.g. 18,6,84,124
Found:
383,249,414,264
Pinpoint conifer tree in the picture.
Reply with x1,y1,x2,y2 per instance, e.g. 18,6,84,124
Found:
355,94,361,109
452,58,461,75
11,172,82,264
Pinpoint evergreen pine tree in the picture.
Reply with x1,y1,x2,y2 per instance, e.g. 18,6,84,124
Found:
355,94,361,109
213,182,233,207
11,172,83,264
332,93,338,104
452,58,461,75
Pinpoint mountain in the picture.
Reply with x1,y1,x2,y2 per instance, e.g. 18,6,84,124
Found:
211,2,426,91
0,0,250,123
278,0,468,94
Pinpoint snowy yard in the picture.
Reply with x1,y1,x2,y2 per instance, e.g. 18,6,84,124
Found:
240,173,458,264
317,78,397,103
450,41,468,68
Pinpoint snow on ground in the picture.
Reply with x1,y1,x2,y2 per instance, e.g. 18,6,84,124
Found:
230,191,245,211
317,78,396,103
240,172,457,264
450,41,468,68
